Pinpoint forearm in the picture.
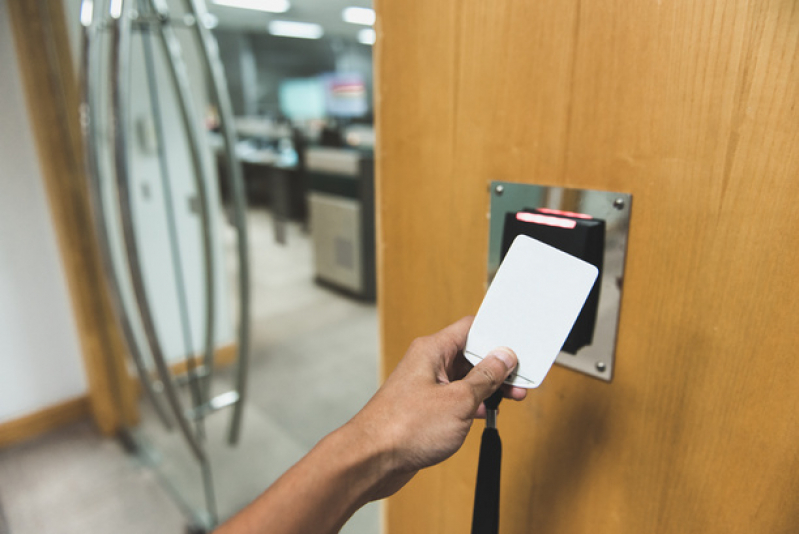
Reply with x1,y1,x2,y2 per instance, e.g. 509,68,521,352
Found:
214,421,390,534
213,318,521,534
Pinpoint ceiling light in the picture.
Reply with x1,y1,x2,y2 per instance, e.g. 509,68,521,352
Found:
269,20,324,39
109,0,123,18
80,0,94,26
358,28,376,45
342,7,375,26
212,0,290,14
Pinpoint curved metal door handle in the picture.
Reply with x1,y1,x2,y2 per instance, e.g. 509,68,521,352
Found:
147,0,218,410
109,0,205,462
79,0,174,431
182,0,252,445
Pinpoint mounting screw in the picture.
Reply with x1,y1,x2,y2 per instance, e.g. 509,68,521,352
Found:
595,361,607,372
494,184,505,196
613,198,625,210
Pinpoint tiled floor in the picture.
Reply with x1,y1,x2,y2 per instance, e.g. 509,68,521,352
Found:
0,210,381,534
0,421,188,534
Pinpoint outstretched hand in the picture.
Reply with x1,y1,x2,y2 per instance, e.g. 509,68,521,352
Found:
214,316,527,534
349,315,527,501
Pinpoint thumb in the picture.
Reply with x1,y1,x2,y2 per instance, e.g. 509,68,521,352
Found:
462,347,517,407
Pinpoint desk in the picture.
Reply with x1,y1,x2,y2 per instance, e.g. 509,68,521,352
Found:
306,148,375,300
214,140,306,244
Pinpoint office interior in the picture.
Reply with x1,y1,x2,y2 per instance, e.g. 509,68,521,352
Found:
2,0,379,533
3,1,798,534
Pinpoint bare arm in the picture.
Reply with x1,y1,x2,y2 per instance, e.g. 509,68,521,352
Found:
214,316,525,534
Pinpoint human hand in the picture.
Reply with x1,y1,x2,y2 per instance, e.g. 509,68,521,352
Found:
346,316,527,501
213,317,527,534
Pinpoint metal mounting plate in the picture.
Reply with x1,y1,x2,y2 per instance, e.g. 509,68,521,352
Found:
488,182,632,382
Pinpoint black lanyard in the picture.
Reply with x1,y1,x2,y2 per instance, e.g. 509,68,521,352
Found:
471,390,504,534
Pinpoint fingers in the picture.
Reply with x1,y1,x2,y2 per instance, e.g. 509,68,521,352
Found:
439,315,475,339
422,316,475,370
502,384,528,401
460,347,517,410
473,384,528,419
436,316,474,353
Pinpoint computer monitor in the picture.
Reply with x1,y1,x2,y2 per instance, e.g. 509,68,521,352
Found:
279,78,327,121
323,73,368,118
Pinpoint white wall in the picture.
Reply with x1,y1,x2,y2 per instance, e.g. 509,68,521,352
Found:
0,1,88,423
0,0,235,425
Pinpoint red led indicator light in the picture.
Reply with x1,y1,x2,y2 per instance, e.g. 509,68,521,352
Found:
516,212,578,229
536,207,592,220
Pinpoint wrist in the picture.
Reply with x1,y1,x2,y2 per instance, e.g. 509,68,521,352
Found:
324,416,397,505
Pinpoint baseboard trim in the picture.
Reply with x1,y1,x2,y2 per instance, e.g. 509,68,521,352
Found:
129,343,238,400
0,396,90,448
169,343,238,377
0,344,238,449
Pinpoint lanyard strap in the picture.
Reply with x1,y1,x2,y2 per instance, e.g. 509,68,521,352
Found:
471,390,504,534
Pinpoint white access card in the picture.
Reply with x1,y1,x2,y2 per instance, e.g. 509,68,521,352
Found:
464,235,598,388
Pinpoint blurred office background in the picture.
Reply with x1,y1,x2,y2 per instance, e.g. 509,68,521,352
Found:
0,0,380,533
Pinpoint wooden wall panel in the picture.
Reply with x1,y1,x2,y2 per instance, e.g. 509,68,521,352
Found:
375,1,799,533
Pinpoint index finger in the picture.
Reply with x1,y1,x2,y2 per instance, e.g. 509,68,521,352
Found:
429,315,474,369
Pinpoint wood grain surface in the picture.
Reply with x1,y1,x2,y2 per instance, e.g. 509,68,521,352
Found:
375,0,799,532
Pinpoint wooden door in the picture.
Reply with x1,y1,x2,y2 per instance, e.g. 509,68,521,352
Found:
375,1,799,532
